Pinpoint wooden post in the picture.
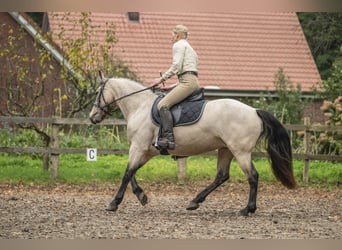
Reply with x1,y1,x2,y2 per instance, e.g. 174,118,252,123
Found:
177,157,187,181
50,121,59,180
303,117,310,183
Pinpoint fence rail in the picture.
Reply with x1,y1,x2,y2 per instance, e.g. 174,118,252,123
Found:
0,116,341,182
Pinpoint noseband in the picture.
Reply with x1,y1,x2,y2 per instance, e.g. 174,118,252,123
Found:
93,79,155,116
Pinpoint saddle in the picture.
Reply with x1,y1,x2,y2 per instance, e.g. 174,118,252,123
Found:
151,88,207,127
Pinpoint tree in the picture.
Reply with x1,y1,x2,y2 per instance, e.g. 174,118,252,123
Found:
253,68,305,124
317,47,342,155
0,12,138,170
321,46,342,101
0,23,57,169
297,13,342,80
51,12,139,117
1,12,138,119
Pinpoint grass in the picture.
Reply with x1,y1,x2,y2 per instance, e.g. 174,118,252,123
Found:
0,153,341,188
1,127,340,188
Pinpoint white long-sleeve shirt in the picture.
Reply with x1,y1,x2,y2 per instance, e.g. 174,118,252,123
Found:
161,39,198,81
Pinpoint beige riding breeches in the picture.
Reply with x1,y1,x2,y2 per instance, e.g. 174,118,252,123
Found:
157,74,200,110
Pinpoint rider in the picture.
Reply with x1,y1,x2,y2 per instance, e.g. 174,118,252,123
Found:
151,24,200,150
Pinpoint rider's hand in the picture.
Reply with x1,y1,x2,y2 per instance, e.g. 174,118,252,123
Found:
159,84,168,91
151,77,163,87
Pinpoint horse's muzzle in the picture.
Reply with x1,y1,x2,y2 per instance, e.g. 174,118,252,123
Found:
89,117,97,124
89,115,101,124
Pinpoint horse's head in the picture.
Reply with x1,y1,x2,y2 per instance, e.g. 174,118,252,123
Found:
89,71,115,124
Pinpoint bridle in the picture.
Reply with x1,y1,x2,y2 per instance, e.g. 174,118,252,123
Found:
93,78,155,116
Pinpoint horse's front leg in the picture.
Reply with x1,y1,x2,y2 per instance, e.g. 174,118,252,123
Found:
106,146,154,212
106,164,137,211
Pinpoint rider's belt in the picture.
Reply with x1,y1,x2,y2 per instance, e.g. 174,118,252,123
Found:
178,71,198,78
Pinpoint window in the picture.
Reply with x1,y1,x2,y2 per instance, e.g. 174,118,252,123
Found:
127,12,140,22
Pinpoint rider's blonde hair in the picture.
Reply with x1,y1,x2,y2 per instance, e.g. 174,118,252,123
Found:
173,24,188,39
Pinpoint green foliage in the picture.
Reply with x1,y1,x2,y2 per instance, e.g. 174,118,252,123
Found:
253,68,306,124
297,13,342,80
0,19,58,156
0,125,128,151
53,12,139,118
0,12,139,163
0,128,45,148
58,125,128,149
322,51,342,101
0,23,55,118
314,48,342,155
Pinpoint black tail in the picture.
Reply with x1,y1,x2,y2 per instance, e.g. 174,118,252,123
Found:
256,110,297,189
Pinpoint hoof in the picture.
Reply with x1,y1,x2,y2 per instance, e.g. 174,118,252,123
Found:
239,207,256,216
239,208,249,216
138,193,148,206
186,201,199,210
106,203,118,212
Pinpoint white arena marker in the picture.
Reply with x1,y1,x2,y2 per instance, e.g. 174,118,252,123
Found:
86,148,97,161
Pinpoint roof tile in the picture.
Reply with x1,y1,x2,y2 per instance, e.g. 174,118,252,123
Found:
48,12,321,92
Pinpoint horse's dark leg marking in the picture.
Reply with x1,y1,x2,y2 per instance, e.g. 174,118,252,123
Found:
187,148,232,210
107,164,139,211
107,147,153,211
187,171,229,210
239,162,258,216
131,176,148,206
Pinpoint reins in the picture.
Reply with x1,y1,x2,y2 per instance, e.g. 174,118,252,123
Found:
93,78,154,116
109,85,155,104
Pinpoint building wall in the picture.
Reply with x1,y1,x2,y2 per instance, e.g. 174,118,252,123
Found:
0,12,68,118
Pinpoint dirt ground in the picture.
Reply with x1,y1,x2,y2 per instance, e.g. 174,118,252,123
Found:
0,182,341,239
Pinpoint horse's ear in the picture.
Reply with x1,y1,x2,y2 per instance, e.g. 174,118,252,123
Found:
99,70,105,80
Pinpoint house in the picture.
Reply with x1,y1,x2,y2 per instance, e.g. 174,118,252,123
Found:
47,12,321,98
0,12,80,118
1,12,323,121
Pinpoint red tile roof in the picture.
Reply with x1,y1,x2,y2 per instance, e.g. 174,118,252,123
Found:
48,12,321,92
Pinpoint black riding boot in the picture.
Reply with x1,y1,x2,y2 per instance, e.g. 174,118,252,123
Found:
158,106,175,150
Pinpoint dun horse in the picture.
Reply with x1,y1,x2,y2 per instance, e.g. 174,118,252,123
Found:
89,73,296,216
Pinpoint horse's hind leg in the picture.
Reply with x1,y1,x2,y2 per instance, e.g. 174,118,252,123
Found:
235,154,259,216
131,176,148,206
187,148,233,210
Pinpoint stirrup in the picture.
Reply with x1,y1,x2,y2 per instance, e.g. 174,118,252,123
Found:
152,139,170,155
158,138,175,150
167,141,175,150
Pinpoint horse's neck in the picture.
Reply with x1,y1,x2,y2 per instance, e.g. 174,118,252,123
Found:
109,79,155,121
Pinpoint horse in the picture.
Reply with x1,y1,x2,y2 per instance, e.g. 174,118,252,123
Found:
89,72,297,216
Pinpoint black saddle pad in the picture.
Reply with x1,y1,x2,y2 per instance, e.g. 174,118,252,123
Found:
151,88,207,127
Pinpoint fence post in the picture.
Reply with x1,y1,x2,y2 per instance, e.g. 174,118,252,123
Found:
303,117,310,183
50,120,59,179
177,157,187,181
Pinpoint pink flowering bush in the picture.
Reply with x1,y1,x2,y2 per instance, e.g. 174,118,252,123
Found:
318,96,342,155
